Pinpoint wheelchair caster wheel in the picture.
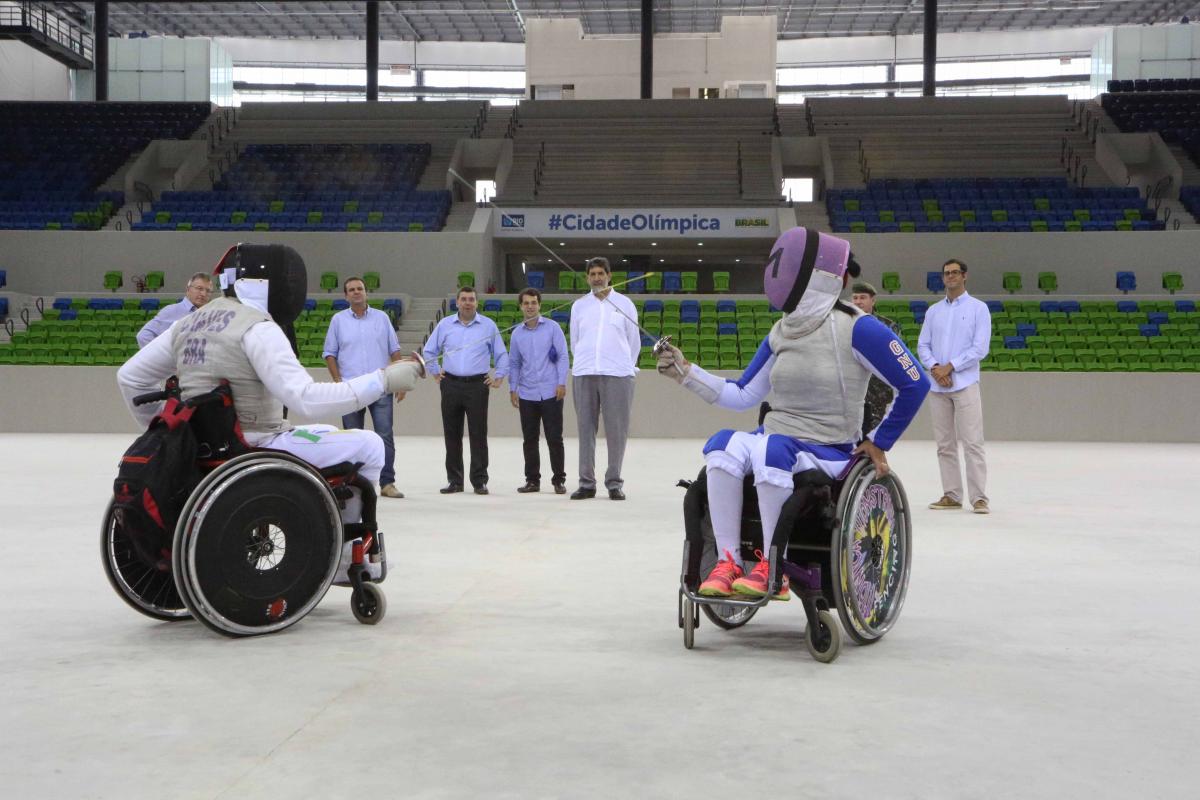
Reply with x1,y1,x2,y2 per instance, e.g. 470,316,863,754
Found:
351,582,387,625
805,609,841,663
682,597,697,650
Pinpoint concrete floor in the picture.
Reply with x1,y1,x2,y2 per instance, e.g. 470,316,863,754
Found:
0,435,1197,799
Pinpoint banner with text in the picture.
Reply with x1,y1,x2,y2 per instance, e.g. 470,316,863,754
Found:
493,208,780,239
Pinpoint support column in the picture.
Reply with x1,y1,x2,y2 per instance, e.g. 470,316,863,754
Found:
923,0,937,97
640,0,653,99
94,1,108,101
366,0,379,102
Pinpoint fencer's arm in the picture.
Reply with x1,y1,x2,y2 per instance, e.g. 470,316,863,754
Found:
850,315,931,450
117,322,178,426
706,339,774,410
243,322,388,417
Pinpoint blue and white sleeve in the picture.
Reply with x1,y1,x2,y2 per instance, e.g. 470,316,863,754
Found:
850,315,930,450
683,336,775,411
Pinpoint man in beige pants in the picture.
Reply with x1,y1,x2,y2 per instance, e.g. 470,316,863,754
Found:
917,259,992,514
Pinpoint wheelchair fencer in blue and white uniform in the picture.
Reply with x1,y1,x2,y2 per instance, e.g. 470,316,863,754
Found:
657,227,929,654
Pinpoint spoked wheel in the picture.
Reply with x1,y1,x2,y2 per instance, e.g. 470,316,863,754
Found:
805,609,842,663
831,460,913,645
100,499,190,622
173,454,342,637
351,582,387,625
701,602,758,630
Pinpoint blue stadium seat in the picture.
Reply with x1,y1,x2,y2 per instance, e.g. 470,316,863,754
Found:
0,269,6,288
663,272,682,293
626,271,645,293
526,271,545,290
1146,312,1169,326
332,299,349,311
1003,336,1026,349
483,299,502,312
1116,301,1139,313
1115,271,1137,293
140,299,160,311
1176,300,1196,312
1016,323,1037,337
644,300,663,313
1138,324,1159,337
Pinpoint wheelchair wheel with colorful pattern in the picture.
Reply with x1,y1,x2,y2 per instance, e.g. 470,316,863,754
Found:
172,453,342,637
830,459,912,645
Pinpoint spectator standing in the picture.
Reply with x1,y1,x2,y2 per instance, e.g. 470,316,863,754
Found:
135,272,213,348
421,286,508,495
569,257,641,501
323,276,405,499
508,288,569,494
917,259,992,514
850,280,903,436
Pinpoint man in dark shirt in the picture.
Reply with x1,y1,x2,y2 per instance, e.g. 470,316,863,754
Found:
851,280,903,436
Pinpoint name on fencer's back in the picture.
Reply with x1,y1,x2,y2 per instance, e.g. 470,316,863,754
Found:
178,308,238,365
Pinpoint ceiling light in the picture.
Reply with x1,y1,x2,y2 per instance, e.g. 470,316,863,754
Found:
608,242,614,246
651,242,657,246
735,258,741,263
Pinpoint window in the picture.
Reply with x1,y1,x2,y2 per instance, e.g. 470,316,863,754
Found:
476,180,496,204
782,178,814,203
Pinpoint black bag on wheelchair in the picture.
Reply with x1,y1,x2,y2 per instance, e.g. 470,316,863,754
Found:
112,398,202,571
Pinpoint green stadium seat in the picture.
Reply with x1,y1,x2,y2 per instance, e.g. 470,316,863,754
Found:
347,222,364,232
644,272,663,293
712,272,730,293
881,272,901,293
269,200,285,213
1163,272,1183,294
878,210,895,223
363,272,381,291
1002,273,1022,293
1037,272,1057,293
457,271,475,290
850,221,867,233
1031,220,1048,232
103,271,123,291
681,272,698,293
253,222,270,231
319,272,338,292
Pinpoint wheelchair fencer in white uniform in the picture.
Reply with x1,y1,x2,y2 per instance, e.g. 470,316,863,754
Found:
106,243,425,636
656,227,931,661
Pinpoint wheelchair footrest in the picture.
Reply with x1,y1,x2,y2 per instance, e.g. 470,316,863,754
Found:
780,561,822,593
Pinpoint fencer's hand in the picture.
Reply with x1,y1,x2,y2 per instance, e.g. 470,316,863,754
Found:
510,391,519,409
555,385,566,401
853,439,889,477
383,361,423,394
655,343,690,383
487,377,503,389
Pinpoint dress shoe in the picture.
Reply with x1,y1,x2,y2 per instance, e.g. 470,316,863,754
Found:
570,487,596,500
474,485,489,495
608,488,626,501
439,484,464,494
379,484,404,499
553,483,567,495
517,482,540,494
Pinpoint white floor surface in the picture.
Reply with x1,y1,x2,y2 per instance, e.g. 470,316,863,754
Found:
1,435,1197,799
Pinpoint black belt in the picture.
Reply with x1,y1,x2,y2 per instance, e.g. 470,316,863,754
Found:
443,373,488,382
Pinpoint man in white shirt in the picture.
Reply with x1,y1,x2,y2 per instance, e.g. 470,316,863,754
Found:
917,258,992,514
568,257,641,500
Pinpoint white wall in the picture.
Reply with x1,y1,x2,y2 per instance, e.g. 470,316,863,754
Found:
214,37,525,70
525,16,776,100
0,40,71,100
75,37,231,102
1094,23,1200,93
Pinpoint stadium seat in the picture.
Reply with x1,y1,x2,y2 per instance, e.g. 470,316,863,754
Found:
1116,271,1137,293
363,272,381,291
557,271,574,292
711,271,730,293
680,272,698,293
457,271,475,290
0,270,7,288
626,271,645,293
320,272,339,292
103,271,122,291
643,272,663,293
1162,272,1183,294
926,272,944,293
144,272,164,291
663,272,682,293
1002,273,1022,293
1037,272,1058,293
881,272,901,293
526,271,545,290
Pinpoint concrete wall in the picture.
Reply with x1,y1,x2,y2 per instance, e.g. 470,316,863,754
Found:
0,40,71,100
2,366,1196,442
1094,133,1181,200
0,230,492,298
525,16,776,100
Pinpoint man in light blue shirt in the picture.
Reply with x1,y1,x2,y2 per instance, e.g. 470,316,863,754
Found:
324,276,405,498
135,272,213,348
508,287,569,494
421,286,509,495
917,258,992,513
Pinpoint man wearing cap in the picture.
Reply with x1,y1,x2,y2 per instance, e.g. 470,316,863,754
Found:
850,280,903,436
656,228,929,600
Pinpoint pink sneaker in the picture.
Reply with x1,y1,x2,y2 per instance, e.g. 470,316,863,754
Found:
698,551,744,597
732,551,790,601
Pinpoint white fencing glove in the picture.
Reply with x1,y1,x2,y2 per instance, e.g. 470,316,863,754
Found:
383,360,423,394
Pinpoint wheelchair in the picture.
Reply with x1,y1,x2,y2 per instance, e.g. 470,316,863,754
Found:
677,455,912,663
101,381,389,637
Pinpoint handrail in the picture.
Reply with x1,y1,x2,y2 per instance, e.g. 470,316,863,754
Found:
1173,218,1182,230
533,141,547,198
4,319,13,338
133,181,154,203
20,307,30,326
35,296,43,314
805,103,815,136
1080,164,1088,187
1163,206,1173,223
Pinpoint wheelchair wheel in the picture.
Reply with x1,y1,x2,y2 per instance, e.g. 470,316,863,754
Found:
680,593,697,649
830,460,913,645
100,499,190,622
805,609,841,663
351,583,387,625
701,602,758,630
172,453,342,637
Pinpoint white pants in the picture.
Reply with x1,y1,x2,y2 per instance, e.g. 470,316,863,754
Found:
929,383,988,504
250,424,385,490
